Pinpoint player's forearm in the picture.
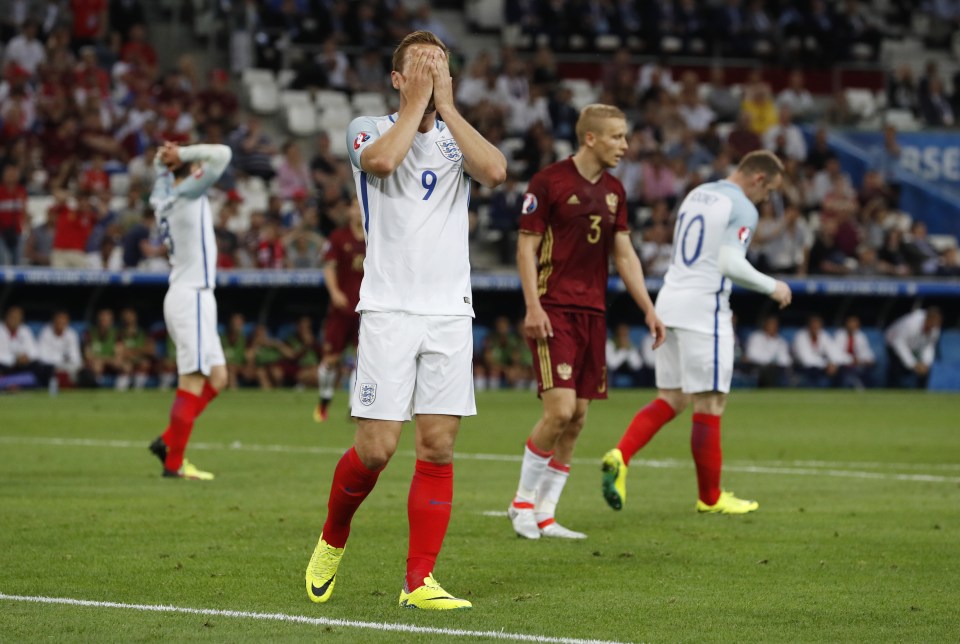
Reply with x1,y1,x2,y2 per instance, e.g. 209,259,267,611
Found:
718,245,776,295
891,339,916,369
614,240,655,315
323,265,343,299
517,234,544,311
178,144,232,174
440,107,507,188
360,110,421,178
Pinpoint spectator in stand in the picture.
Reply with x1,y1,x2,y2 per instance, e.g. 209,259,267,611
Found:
0,163,26,265
667,127,714,172
548,86,579,146
919,76,955,127
70,0,108,51
116,307,153,390
727,111,763,162
80,190,117,263
38,309,84,386
807,218,852,275
904,220,943,276
704,66,740,122
6,20,46,76
0,305,53,388
220,313,250,390
120,23,157,76
740,80,778,136
793,314,842,388
885,307,941,389
256,216,285,269
456,51,498,109
887,65,919,115
122,210,166,269
833,314,876,389
80,154,111,196
676,71,715,136
812,155,853,205
283,315,320,389
804,128,831,172
50,194,94,268
84,308,125,387
276,140,311,201
877,227,912,277
487,173,523,266
353,48,386,93
776,70,816,123
764,204,811,275
194,68,238,133
23,207,56,267
762,106,806,162
820,175,860,258
640,148,677,206
228,116,277,181
317,37,354,92
519,121,558,181
606,323,644,388
609,132,644,215
744,315,792,388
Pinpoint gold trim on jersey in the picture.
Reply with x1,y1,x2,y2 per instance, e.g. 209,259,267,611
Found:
537,226,554,297
537,338,553,390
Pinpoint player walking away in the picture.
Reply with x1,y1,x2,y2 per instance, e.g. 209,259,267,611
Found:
507,104,666,541
601,150,792,515
304,31,506,610
314,199,364,423
147,141,232,480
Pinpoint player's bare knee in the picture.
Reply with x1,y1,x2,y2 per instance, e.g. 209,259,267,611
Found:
658,390,688,414
208,367,227,392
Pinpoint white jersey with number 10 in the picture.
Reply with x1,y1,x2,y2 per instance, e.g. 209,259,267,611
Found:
346,114,474,317
655,180,759,337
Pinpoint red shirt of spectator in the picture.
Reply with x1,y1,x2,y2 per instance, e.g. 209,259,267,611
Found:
71,0,107,40
0,169,27,234
52,204,94,251
80,164,110,194
256,223,285,269
120,25,158,69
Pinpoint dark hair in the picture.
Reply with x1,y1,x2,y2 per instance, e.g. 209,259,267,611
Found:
172,163,193,180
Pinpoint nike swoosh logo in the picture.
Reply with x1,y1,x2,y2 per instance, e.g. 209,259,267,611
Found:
429,500,452,506
426,596,456,600
310,575,335,597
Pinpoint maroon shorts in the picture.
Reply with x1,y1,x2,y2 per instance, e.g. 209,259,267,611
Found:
527,308,608,400
323,308,360,355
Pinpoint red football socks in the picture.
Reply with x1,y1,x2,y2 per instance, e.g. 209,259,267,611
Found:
617,399,676,464
406,460,453,591
198,381,219,414
161,388,203,471
691,413,722,506
322,447,382,549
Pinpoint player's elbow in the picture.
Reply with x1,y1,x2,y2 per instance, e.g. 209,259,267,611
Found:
361,153,398,179
475,161,508,189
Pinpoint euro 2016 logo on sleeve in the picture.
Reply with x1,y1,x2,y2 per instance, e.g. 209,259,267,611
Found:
436,138,463,162
521,193,538,215
359,382,377,406
353,132,371,150
738,226,751,245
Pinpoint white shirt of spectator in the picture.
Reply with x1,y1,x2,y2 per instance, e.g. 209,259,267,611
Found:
833,328,876,366
764,217,812,271
38,324,83,374
0,323,38,367
745,330,792,367
776,88,815,120
606,338,643,372
762,123,807,161
5,34,46,75
792,327,842,369
885,309,940,369
812,169,853,205
678,102,717,135
346,114,474,317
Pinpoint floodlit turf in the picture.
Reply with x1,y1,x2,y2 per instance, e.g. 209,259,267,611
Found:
1,388,959,642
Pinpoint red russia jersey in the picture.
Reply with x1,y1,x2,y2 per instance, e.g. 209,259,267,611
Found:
519,158,629,314
324,226,365,310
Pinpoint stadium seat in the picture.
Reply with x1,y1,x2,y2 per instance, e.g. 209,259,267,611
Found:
286,104,317,136
352,92,388,116
280,90,312,108
317,106,353,134
844,88,877,120
323,129,350,159
884,109,921,131
276,68,296,89
315,89,350,111
241,68,275,88
249,82,279,115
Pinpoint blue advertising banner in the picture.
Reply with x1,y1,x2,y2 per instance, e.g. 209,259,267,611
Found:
844,131,960,190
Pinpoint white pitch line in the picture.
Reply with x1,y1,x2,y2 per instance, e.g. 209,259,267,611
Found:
0,593,631,644
1,436,959,484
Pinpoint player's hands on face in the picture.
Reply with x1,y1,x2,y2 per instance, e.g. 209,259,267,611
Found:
523,306,553,340
329,290,348,310
646,311,667,350
430,50,454,114
398,49,435,110
771,280,792,309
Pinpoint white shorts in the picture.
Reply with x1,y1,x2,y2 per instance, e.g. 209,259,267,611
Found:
655,327,733,394
352,311,476,422
164,287,225,376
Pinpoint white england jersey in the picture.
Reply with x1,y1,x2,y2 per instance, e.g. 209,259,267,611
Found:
656,180,759,337
149,144,232,290
346,114,474,317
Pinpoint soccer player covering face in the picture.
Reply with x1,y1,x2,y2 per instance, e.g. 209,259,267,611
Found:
314,200,364,423
507,105,666,540
601,150,792,515
147,141,233,480
304,31,506,610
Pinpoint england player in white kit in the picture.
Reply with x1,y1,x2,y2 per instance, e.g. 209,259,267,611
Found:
147,142,232,481
305,32,506,611
602,151,792,515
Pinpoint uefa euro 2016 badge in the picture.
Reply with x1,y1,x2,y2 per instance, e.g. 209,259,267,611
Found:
436,138,463,162
359,383,377,406
557,363,573,380
521,193,538,214
738,226,751,245
606,193,618,214
354,132,371,150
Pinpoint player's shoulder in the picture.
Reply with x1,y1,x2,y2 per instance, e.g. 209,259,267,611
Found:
530,158,577,187
601,169,626,194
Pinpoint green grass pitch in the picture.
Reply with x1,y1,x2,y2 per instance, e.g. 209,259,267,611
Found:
1,389,959,642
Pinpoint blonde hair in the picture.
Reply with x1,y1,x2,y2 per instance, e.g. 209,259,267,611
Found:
392,31,450,73
575,104,626,145
737,150,785,178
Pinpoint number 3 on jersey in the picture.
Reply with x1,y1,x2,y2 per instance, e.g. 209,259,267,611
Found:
673,212,704,266
586,215,602,244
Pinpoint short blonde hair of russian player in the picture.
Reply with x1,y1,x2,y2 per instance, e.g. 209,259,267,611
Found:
392,30,450,73
736,150,785,179
575,104,627,146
